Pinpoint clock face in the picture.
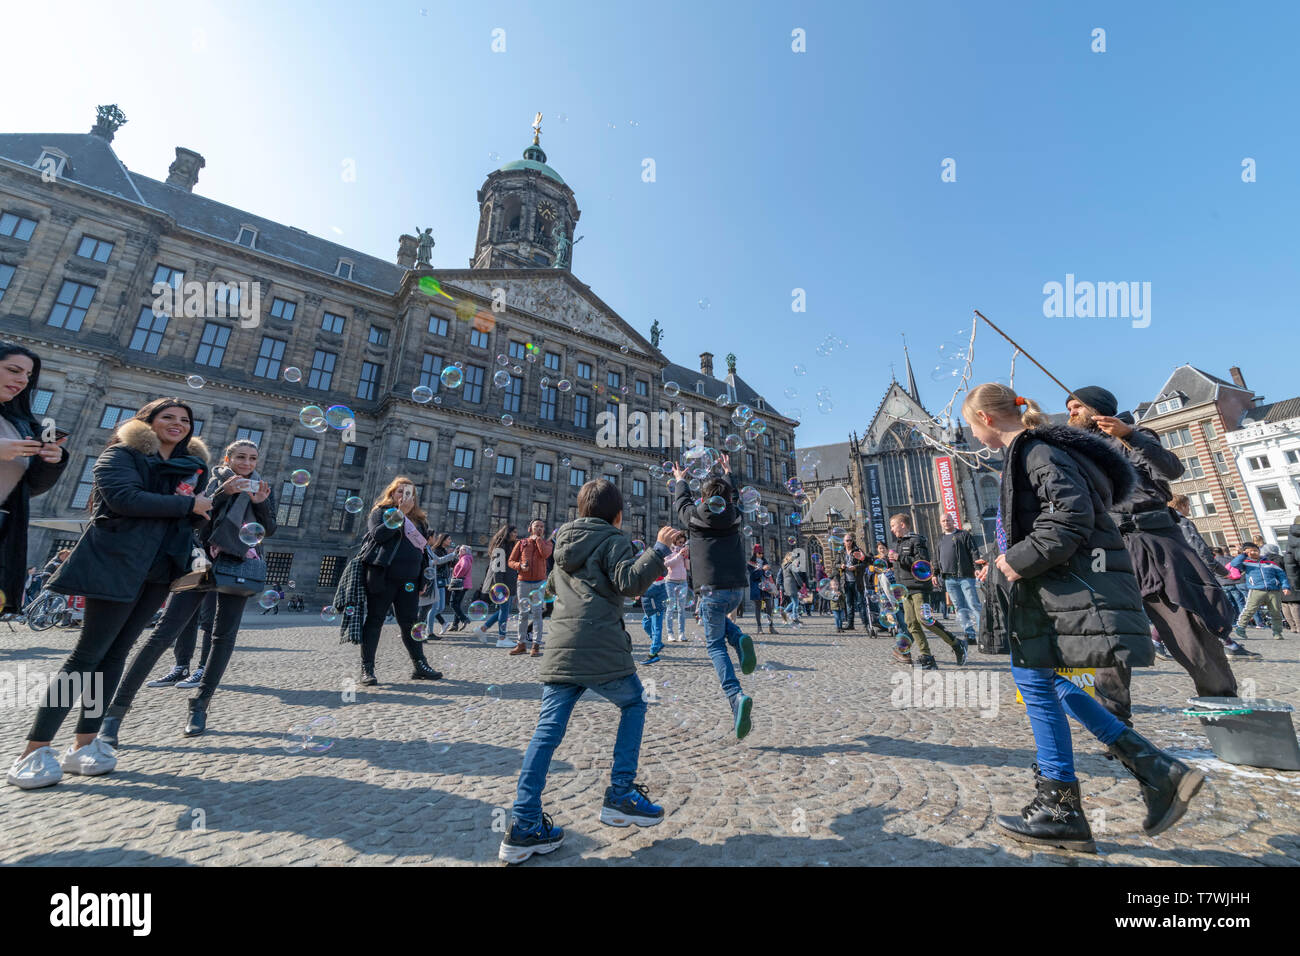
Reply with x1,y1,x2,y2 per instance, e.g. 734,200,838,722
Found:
538,202,557,222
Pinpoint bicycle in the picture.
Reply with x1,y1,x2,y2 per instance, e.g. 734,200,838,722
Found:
24,590,71,632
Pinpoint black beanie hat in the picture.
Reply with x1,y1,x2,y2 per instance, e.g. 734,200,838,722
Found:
1070,386,1118,417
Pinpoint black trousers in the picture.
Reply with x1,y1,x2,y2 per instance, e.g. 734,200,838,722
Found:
173,589,217,669
841,581,861,627
110,588,249,715
1094,594,1238,724
28,582,172,741
448,587,469,626
753,595,773,631
361,565,425,669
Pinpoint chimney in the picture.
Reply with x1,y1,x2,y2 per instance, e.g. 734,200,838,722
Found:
700,352,714,377
1228,366,1247,390
165,147,205,192
397,234,417,269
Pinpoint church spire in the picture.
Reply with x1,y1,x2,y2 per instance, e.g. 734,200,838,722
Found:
901,336,921,404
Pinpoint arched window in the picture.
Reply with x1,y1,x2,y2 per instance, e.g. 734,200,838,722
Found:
502,196,522,236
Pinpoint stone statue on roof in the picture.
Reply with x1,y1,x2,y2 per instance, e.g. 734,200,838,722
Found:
552,224,570,268
650,320,662,349
93,104,128,137
415,227,434,267
726,352,737,374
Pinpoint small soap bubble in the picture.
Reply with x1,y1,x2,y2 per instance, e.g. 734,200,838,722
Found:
489,583,511,604
698,298,711,310
500,414,514,426
451,477,466,490
440,366,464,389
290,469,311,487
412,385,434,404
468,600,489,621
299,405,326,428
321,606,340,623
664,382,680,398
325,405,355,429
283,366,302,383
383,508,403,530
257,589,279,610
344,495,364,513
239,522,266,546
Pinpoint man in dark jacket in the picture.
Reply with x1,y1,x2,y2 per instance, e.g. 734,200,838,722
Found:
836,534,868,629
500,479,679,864
938,513,982,645
673,454,758,740
890,514,966,669
1066,386,1238,725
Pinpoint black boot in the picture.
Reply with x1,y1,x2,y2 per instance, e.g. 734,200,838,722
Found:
410,658,443,680
360,665,378,686
1106,728,1205,836
183,699,207,737
996,769,1095,853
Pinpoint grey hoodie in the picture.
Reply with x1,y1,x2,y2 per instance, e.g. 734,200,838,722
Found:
539,517,666,685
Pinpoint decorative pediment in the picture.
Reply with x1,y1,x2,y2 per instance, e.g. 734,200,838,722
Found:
448,276,642,352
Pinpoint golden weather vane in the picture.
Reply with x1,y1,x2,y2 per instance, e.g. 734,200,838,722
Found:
532,112,543,145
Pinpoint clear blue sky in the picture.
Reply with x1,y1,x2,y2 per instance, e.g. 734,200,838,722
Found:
8,0,1298,446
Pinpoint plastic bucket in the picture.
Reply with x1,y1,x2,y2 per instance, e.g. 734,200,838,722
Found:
1184,697,1300,771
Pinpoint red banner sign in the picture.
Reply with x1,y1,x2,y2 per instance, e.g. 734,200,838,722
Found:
935,456,961,527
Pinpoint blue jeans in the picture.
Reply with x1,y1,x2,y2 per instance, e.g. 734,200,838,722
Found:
479,593,514,635
832,608,844,628
665,581,690,637
1010,665,1128,782
512,674,647,829
697,587,748,712
424,584,446,632
642,582,666,654
783,596,801,621
944,577,982,640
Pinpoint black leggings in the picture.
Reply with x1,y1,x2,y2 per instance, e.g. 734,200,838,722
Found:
360,565,425,669
448,587,469,626
28,582,172,741
173,590,217,669
110,588,249,715
754,595,773,631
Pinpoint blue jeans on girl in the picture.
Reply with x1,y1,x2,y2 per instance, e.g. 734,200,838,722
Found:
1010,664,1128,782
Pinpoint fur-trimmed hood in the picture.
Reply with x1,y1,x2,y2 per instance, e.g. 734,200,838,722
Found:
1022,423,1137,509
115,418,210,464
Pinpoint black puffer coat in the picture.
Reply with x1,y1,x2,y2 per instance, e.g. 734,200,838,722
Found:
48,420,210,602
1000,424,1153,669
674,476,747,591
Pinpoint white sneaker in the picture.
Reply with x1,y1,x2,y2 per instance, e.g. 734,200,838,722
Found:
495,638,516,648
59,738,117,776
7,746,63,790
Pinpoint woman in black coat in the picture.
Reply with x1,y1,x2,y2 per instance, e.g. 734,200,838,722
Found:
6,398,211,790
0,344,70,612
964,383,1204,853
1280,518,1300,633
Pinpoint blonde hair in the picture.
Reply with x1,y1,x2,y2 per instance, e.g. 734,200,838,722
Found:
373,476,428,526
963,383,1050,429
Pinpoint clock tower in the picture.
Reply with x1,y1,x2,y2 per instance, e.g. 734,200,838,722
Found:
471,113,581,271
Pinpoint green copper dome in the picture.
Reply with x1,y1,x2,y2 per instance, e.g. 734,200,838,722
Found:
497,143,566,185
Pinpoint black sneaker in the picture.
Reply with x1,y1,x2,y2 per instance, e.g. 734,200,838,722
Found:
919,654,938,671
953,639,968,666
147,666,189,688
360,667,378,686
498,813,565,864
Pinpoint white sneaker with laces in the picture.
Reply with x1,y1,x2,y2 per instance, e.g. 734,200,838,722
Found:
7,746,63,790
495,638,516,648
60,738,118,776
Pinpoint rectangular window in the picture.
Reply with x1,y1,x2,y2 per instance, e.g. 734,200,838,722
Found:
539,386,557,420
573,394,590,428
47,280,96,331
128,306,168,354
98,405,134,430
1259,485,1287,512
534,462,552,481
318,555,345,588
69,457,96,509
269,297,296,321
321,311,346,335
746,452,755,476
429,314,449,336
328,489,359,532
508,341,527,361
603,473,618,486
446,489,470,533
1203,421,1217,440
75,235,114,263
463,364,485,404
253,337,286,379
1228,488,1243,512
531,500,549,523
1182,456,1204,479
235,427,265,446
357,361,382,401
607,371,621,389
342,445,367,467
453,447,475,469
0,212,38,241
152,264,184,290
31,389,54,416
544,351,560,372
503,375,522,414
308,349,336,390
291,437,318,459
635,379,648,397
763,457,772,483
1286,450,1300,466
659,496,669,512
492,495,512,524
277,481,308,528
368,325,389,346
194,322,231,367
605,401,619,421
407,439,431,461
1214,451,1229,473
419,353,443,392
0,263,14,303
570,469,587,487
577,361,593,379
191,419,204,437
779,437,788,452
496,454,516,476
632,479,646,497
1249,455,1270,471
469,328,489,349
264,552,294,588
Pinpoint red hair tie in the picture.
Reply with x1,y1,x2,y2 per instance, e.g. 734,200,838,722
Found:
1014,396,1027,407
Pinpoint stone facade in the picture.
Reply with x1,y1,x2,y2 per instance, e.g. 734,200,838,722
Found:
1224,415,1300,548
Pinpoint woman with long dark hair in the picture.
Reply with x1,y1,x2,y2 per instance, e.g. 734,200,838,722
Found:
98,438,276,743
423,532,458,634
6,398,211,789
0,343,69,614
476,524,518,644
356,477,441,685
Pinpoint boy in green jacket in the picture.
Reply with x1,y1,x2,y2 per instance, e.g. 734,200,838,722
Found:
499,479,685,864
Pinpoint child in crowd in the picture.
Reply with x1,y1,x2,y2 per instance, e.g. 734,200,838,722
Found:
642,574,667,663
828,581,846,630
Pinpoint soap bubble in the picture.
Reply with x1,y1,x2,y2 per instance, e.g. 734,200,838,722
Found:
793,364,806,376
440,366,464,389
714,393,729,408
239,522,266,546
325,405,355,429
513,365,523,375
257,589,279,610
614,463,623,472
451,477,466,490
731,406,753,427
786,535,797,545
493,369,511,388
724,434,745,452
283,366,302,383
748,418,767,436
383,508,403,530
911,559,933,581
489,583,510,604
784,387,798,399
631,539,646,554
742,525,754,537
404,582,415,593
698,298,711,310
557,380,572,392
500,414,514,426
287,580,296,589
756,510,771,526
290,469,311,487
706,495,726,514
321,606,340,623
540,376,551,388
891,584,906,601
664,381,680,398
344,495,364,514
738,486,761,511
467,600,489,621
412,622,431,642
186,374,205,389
428,731,452,756
620,344,630,353
817,398,834,414
299,405,326,428
412,385,434,404
496,354,509,367
483,447,496,459
561,457,572,466
920,603,935,625
485,684,504,703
